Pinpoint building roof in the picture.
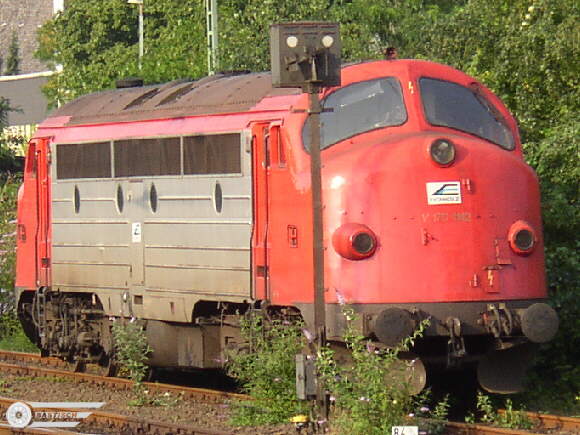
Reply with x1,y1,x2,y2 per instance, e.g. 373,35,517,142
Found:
0,72,52,125
0,0,53,74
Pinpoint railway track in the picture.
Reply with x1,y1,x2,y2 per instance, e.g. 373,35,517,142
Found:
0,417,577,435
0,351,577,434
0,396,231,434
498,410,580,434
0,350,246,403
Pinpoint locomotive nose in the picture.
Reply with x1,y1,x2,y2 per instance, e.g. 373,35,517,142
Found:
520,303,559,343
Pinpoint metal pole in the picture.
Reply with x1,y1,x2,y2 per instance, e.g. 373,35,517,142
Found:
307,83,328,427
138,2,143,70
128,0,144,70
206,0,219,75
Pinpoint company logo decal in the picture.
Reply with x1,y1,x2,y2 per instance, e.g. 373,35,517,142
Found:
426,181,462,205
4,401,105,429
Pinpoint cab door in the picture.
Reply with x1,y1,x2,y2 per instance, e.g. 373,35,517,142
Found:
251,123,270,300
35,138,51,287
251,121,285,301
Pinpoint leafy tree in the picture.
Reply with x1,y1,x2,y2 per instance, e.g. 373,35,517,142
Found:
218,0,331,72
4,32,21,76
36,0,459,105
36,0,206,107
0,98,11,128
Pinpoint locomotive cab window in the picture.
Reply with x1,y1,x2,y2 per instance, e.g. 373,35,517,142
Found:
420,77,515,150
303,77,407,151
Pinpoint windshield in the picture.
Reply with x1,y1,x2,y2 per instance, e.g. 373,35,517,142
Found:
420,77,515,150
303,77,407,151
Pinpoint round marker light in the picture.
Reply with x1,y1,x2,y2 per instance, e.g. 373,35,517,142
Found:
352,232,374,255
286,35,298,48
508,220,536,255
514,229,533,250
333,223,378,260
322,35,334,48
430,139,456,166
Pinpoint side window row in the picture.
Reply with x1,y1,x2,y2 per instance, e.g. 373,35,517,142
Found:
56,133,241,180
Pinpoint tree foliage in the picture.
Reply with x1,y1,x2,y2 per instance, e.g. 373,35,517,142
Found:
36,0,206,107
4,32,20,76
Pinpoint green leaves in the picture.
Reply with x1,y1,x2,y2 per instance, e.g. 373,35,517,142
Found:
36,0,207,107
225,314,308,425
317,306,432,435
111,320,151,384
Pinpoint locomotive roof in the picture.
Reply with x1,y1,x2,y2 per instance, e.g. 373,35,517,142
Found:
49,71,301,126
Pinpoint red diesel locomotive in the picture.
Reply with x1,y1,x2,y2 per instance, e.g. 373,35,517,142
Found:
15,59,558,393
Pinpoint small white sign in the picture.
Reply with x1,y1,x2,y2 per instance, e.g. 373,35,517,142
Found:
392,426,419,435
6,401,105,429
426,181,462,205
132,222,142,243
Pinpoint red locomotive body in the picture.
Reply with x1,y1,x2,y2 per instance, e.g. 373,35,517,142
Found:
15,59,558,392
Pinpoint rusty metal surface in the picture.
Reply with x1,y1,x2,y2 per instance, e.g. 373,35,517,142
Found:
0,396,232,435
0,353,247,403
498,410,580,433
0,351,66,369
446,421,542,434
51,72,300,126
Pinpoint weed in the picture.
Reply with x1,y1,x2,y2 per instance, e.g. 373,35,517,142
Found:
415,394,451,435
0,378,13,394
128,386,182,407
0,322,38,352
0,175,37,354
225,312,310,425
12,375,70,383
467,392,533,430
111,318,151,384
317,305,439,435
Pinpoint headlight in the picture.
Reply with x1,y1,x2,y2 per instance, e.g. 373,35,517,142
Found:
332,223,377,260
429,139,456,166
508,220,536,255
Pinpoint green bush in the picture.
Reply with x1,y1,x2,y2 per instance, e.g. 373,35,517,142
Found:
225,313,309,425
0,175,37,352
466,392,533,430
111,319,151,383
317,306,443,435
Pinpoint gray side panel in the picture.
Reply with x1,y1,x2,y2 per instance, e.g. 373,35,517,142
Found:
142,173,252,297
52,181,131,291
51,133,253,322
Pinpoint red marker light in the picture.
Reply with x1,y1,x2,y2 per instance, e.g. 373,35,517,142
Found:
508,220,536,255
332,223,378,260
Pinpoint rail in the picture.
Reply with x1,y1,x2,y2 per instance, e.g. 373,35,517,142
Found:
0,350,246,403
0,396,231,434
